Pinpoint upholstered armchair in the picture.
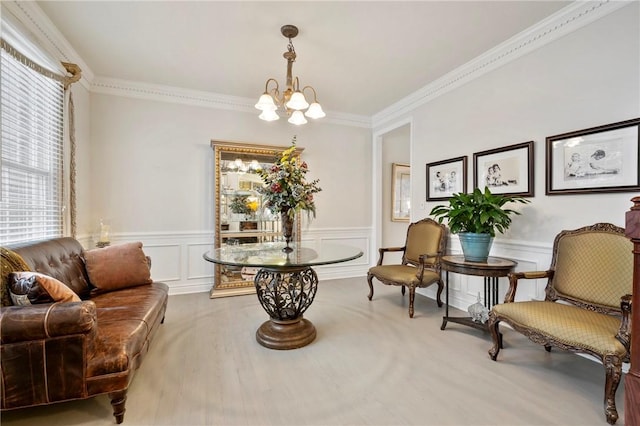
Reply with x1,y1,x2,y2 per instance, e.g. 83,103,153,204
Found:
367,218,447,318
487,223,633,425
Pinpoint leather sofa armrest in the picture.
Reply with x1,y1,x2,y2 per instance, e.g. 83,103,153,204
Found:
504,270,554,303
0,301,97,344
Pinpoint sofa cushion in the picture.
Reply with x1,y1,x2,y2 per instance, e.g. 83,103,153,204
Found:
8,272,81,305
84,242,152,292
87,282,168,377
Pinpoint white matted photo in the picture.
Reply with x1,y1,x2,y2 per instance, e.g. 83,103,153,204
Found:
473,141,534,197
426,156,467,201
546,118,640,195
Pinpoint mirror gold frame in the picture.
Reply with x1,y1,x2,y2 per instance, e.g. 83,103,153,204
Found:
210,140,304,298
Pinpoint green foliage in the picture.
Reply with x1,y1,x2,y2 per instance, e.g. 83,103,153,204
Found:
429,187,530,237
229,195,257,215
257,136,322,219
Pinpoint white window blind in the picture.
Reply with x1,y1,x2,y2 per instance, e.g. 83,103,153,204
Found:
0,46,65,245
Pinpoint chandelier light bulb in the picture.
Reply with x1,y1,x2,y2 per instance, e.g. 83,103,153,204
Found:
288,110,308,125
259,109,280,121
304,102,326,119
285,91,309,111
255,93,277,111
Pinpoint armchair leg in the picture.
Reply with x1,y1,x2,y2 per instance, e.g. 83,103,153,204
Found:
401,285,406,296
109,390,127,424
435,279,444,307
408,287,415,318
487,314,501,361
367,273,374,300
603,355,623,425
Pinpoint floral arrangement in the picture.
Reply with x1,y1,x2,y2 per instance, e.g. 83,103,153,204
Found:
258,136,321,219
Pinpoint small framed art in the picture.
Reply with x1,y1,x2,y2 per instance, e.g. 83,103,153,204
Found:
391,163,410,222
473,141,534,197
426,156,467,201
546,118,640,195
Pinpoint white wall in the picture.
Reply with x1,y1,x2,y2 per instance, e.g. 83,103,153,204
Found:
394,3,640,309
18,1,637,307
87,94,372,293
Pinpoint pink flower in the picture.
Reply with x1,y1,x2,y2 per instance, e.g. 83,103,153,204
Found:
271,183,282,193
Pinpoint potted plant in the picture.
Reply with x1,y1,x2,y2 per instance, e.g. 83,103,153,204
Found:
429,187,530,262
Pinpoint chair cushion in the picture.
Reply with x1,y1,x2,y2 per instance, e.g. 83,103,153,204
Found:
552,232,633,309
405,221,443,265
368,264,440,287
492,301,627,356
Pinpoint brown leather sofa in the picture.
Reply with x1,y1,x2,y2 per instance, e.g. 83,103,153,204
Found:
0,237,169,424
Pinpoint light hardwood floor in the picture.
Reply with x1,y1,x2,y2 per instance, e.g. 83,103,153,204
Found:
1,277,626,426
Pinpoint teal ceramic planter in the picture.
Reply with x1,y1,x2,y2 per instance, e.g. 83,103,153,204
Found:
458,233,494,263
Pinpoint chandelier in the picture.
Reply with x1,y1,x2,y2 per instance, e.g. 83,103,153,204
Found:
254,25,325,125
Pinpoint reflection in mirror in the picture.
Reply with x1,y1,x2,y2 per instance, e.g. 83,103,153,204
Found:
210,140,304,298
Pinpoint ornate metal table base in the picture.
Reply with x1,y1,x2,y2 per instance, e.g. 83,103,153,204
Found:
254,266,318,350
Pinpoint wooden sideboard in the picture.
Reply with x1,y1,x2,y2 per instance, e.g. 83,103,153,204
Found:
625,196,640,425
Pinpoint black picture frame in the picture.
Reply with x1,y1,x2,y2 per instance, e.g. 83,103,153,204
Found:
426,156,467,201
473,141,534,197
545,118,640,195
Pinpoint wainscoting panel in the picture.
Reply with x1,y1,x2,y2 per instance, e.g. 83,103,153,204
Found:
416,236,553,312
82,231,554,307
89,228,372,296
186,242,215,280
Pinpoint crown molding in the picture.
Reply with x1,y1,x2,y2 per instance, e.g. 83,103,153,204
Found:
371,0,632,129
5,1,628,130
91,76,372,128
2,0,94,90
3,1,371,128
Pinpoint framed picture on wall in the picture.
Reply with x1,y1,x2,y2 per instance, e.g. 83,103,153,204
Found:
391,163,410,222
546,118,640,195
426,156,467,201
473,141,534,197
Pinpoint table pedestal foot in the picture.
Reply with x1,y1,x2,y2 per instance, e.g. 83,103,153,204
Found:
256,317,316,350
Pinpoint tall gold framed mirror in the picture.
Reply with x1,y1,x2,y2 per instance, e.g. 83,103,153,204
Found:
210,140,304,298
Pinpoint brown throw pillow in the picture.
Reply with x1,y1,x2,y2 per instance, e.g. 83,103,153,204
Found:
8,271,81,305
83,242,152,292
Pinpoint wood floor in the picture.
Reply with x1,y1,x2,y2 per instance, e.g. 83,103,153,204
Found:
1,277,626,426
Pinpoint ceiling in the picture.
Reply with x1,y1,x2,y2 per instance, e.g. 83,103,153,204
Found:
36,1,570,118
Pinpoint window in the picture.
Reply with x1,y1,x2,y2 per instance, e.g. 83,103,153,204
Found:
0,46,65,245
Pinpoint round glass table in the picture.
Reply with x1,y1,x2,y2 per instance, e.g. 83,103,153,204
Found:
203,242,363,350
